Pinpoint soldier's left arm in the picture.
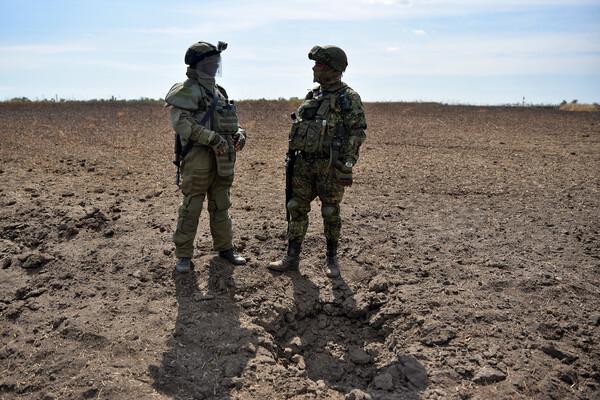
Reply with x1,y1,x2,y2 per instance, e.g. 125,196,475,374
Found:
341,90,367,166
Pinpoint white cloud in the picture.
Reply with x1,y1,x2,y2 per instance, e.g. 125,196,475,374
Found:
412,29,427,35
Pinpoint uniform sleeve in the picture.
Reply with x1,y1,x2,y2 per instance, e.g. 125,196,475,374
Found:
169,106,216,146
341,91,367,165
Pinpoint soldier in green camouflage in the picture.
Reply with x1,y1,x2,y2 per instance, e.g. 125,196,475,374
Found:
165,41,246,273
269,45,367,278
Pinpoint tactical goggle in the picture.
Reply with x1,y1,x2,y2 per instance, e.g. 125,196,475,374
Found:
308,46,329,64
188,41,228,66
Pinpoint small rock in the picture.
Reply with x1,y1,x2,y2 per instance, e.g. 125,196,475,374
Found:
163,248,172,256
541,344,578,364
368,275,389,293
103,229,114,238
472,367,506,385
255,233,269,241
52,316,68,330
589,314,600,326
373,372,394,390
291,354,306,369
289,336,303,352
132,270,148,282
349,347,372,365
5,200,16,206
345,388,372,400
21,253,51,269
557,366,577,385
421,323,456,346
2,258,11,269
243,343,256,354
399,355,428,390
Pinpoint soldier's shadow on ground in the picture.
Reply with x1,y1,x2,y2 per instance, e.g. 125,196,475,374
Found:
280,269,428,399
149,259,256,400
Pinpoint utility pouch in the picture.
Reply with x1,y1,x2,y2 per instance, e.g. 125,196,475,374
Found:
215,134,236,177
213,102,239,133
299,98,320,120
289,119,323,153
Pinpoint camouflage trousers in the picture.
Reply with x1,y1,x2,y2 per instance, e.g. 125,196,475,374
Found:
173,146,234,258
287,156,345,244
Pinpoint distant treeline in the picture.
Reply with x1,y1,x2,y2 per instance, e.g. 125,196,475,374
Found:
1,96,303,104
1,97,597,108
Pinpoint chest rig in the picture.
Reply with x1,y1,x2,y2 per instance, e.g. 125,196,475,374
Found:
289,86,348,156
193,85,239,177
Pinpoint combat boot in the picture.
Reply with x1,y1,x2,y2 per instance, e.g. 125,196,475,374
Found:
219,248,247,265
325,240,340,278
175,257,192,273
268,241,301,272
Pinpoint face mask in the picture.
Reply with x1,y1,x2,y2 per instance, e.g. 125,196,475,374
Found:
195,54,222,79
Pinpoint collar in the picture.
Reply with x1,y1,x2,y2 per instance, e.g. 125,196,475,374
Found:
186,67,217,93
320,80,346,94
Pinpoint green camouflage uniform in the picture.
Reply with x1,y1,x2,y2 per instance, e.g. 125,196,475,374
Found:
166,69,242,258
287,81,367,244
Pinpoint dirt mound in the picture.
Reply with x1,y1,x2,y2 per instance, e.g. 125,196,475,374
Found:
1,101,599,399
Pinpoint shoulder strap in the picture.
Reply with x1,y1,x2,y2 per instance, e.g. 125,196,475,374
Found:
198,91,219,127
336,86,350,116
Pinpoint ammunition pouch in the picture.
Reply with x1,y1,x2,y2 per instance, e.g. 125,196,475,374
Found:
214,134,236,177
289,119,325,153
213,102,239,133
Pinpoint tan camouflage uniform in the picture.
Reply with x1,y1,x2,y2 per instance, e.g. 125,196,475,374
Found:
166,41,246,271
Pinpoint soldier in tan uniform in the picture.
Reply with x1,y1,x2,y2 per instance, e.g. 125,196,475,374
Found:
165,41,246,272
269,45,367,278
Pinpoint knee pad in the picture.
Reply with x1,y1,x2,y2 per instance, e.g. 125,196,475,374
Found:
321,203,340,220
287,197,309,219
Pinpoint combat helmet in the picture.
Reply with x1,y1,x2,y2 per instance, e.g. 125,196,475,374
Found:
184,41,228,67
308,45,348,72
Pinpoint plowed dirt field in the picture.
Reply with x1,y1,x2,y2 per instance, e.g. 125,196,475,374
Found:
1,101,599,399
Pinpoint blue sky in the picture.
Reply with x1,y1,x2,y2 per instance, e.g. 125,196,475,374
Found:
1,0,599,104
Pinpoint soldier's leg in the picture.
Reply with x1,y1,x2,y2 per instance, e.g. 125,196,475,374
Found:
321,202,342,244
173,147,214,260
317,161,345,277
207,174,234,252
316,161,345,244
269,158,315,272
287,158,316,243
207,174,246,265
173,194,207,258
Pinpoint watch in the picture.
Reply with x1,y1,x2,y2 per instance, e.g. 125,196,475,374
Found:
344,161,354,169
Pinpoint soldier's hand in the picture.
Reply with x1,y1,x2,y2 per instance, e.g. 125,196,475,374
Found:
209,133,228,156
233,128,246,152
335,160,353,187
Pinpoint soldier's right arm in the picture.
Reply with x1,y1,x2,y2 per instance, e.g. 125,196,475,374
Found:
165,80,218,146
170,107,217,146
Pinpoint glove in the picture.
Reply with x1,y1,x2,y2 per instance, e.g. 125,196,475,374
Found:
209,133,228,156
233,128,246,152
335,160,353,187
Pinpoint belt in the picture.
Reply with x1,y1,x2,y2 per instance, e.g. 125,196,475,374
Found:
298,151,329,160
